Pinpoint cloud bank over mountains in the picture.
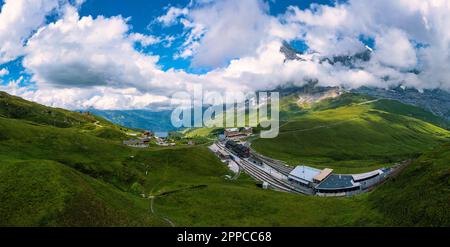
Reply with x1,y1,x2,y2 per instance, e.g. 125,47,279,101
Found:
0,0,449,109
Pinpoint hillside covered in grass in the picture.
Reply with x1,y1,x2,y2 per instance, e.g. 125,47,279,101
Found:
368,142,450,226
0,160,165,226
153,140,450,227
0,91,97,128
252,93,450,173
0,92,164,226
0,91,448,227
0,91,131,138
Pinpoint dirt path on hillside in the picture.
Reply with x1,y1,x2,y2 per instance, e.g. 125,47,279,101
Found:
150,196,175,227
278,99,380,131
148,154,175,227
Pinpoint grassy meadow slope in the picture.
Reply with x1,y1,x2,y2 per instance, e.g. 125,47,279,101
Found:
123,146,382,226
0,91,448,226
0,91,131,140
368,142,450,226
0,92,164,225
153,141,450,227
0,117,134,188
0,91,99,128
153,174,385,226
0,160,166,226
252,93,450,173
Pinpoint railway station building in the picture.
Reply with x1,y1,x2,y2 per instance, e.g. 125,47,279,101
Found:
315,174,361,195
288,166,322,186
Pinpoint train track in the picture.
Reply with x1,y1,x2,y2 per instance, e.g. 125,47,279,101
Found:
216,143,300,193
240,158,313,194
239,158,297,193
250,151,294,176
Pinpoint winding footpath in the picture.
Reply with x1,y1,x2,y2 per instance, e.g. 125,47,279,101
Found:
150,196,175,227
147,155,175,227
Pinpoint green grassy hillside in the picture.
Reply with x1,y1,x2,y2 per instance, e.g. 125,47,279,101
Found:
0,117,137,188
368,142,450,226
0,91,132,140
252,93,450,173
0,160,166,226
0,91,96,127
0,117,232,226
151,141,449,227
154,179,384,227
0,92,159,225
0,91,448,227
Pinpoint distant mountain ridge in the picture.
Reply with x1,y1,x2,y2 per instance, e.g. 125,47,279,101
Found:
280,41,373,68
87,109,176,132
353,86,450,121
279,42,450,122
88,83,450,132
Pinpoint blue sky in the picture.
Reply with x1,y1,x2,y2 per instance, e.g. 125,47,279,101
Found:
77,0,335,73
0,0,448,110
79,0,192,71
0,0,336,82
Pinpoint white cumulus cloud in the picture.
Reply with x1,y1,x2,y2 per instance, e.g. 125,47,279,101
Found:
23,6,163,91
0,68,9,76
173,0,274,68
0,0,63,64
374,29,417,69
156,6,188,26
2,0,450,110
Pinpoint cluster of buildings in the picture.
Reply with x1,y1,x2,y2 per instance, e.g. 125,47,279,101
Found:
124,126,255,148
211,136,392,197
123,130,177,148
123,131,154,148
122,138,150,148
223,127,253,139
153,132,173,146
287,165,391,196
215,149,231,160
